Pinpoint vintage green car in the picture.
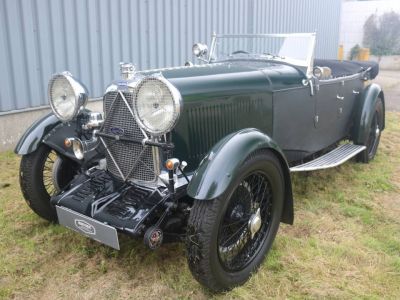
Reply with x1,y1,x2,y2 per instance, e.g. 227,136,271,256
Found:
15,33,384,291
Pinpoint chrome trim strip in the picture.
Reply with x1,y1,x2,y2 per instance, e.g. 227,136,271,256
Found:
290,144,366,172
139,62,226,74
319,72,362,84
99,136,126,180
118,91,135,119
209,31,217,62
118,90,149,140
306,33,317,78
102,90,119,120
124,146,150,180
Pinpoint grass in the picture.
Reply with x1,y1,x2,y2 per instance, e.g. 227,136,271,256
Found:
1,113,400,299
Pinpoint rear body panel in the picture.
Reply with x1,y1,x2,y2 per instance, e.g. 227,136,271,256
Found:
156,61,304,169
156,60,363,165
273,75,363,162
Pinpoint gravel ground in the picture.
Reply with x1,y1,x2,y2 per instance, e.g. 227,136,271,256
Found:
373,70,400,112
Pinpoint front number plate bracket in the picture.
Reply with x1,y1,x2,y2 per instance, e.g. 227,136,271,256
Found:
56,206,120,250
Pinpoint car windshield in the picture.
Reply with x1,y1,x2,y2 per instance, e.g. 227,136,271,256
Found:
209,33,316,68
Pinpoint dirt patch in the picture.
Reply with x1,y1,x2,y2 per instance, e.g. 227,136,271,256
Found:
377,192,400,224
376,163,400,222
373,70,400,112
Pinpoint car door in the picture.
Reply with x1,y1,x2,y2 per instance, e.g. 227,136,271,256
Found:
272,85,320,163
337,76,363,136
314,79,343,146
316,76,362,144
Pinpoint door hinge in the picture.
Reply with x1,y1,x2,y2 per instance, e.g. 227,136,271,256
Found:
336,95,344,100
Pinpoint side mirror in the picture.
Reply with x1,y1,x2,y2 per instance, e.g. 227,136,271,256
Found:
192,43,208,61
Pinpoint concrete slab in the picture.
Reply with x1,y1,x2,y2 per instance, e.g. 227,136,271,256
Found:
0,100,103,152
373,70,400,112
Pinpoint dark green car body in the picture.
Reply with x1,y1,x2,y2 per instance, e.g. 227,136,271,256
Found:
164,61,303,170
14,32,386,291
155,60,382,211
158,60,383,167
15,58,384,226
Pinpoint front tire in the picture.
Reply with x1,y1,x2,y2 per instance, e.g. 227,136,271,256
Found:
186,150,285,292
19,145,78,222
358,98,384,163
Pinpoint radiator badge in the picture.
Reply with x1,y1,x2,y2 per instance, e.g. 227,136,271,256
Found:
110,127,125,136
74,219,96,235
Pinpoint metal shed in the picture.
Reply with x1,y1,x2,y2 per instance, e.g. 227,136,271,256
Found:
0,0,342,113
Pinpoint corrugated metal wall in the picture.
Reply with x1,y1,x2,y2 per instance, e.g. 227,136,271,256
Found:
0,0,341,113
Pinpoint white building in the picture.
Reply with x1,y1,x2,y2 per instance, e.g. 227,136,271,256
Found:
340,0,400,58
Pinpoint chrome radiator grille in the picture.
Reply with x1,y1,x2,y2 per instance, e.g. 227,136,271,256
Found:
102,91,157,182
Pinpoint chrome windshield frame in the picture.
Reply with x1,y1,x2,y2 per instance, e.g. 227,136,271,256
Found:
208,32,316,78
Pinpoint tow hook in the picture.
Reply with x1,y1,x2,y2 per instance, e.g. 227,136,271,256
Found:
144,226,163,250
143,202,176,250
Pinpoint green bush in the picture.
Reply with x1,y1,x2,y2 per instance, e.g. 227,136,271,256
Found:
363,12,400,57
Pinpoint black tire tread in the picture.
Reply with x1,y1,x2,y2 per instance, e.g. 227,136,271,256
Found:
358,98,383,163
19,145,58,222
186,150,284,292
187,199,222,291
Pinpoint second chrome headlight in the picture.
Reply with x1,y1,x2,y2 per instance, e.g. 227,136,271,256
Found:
48,72,88,122
134,76,182,136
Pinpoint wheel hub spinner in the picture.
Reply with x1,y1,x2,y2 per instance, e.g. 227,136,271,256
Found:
248,208,262,239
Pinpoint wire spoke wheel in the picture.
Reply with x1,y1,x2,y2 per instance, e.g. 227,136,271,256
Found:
20,145,79,222
358,99,383,163
186,150,284,292
367,112,380,158
217,171,273,272
42,150,60,196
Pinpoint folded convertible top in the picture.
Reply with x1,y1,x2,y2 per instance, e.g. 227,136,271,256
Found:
314,59,379,79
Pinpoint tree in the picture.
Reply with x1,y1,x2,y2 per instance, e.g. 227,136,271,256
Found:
363,12,400,59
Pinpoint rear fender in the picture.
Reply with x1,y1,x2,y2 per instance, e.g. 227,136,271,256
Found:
353,83,385,145
187,128,294,224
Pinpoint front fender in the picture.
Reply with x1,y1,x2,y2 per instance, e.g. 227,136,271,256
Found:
14,112,80,162
353,83,385,145
187,128,294,224
14,113,61,155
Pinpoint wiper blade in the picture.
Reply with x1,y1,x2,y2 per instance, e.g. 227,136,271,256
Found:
262,53,285,60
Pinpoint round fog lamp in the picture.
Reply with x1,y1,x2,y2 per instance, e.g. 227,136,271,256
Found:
72,139,84,160
64,138,73,148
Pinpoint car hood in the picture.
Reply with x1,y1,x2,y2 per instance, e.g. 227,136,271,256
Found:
142,60,306,101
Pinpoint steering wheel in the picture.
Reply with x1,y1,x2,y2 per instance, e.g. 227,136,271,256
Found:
231,50,250,55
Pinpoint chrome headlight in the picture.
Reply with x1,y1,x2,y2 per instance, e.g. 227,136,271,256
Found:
71,135,99,160
48,72,88,121
72,138,84,160
134,76,182,136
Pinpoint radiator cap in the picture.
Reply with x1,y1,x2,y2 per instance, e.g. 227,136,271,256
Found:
120,62,135,80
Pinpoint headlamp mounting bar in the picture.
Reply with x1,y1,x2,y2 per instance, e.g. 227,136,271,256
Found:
95,131,175,151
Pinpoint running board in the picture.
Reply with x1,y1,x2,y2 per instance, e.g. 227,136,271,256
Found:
290,143,366,172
